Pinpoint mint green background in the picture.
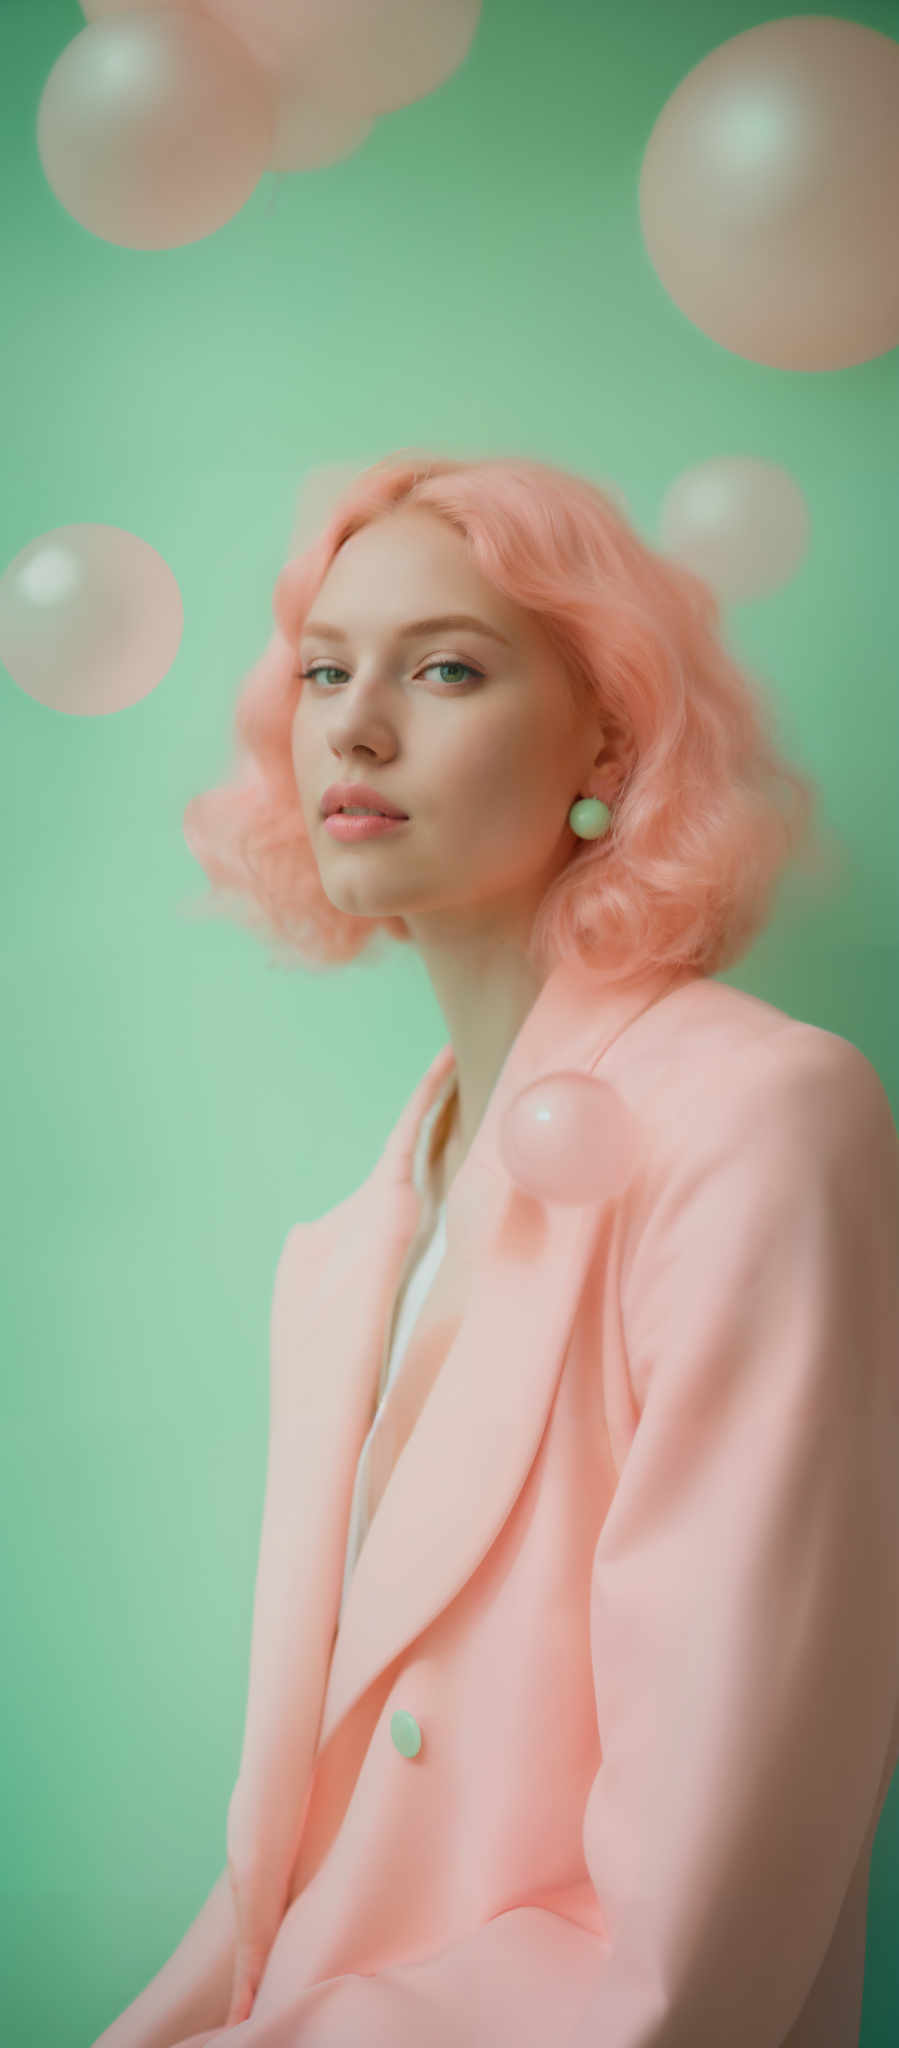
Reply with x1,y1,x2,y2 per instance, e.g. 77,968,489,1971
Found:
2,2,898,2042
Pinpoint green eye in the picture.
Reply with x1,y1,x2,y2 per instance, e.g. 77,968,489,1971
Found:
299,659,482,688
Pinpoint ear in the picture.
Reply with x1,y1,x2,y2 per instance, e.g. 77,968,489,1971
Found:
587,735,633,805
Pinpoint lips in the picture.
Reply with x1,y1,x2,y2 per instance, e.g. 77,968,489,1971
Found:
322,784,409,819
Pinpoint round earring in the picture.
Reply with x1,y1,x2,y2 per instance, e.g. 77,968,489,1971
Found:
568,795,612,839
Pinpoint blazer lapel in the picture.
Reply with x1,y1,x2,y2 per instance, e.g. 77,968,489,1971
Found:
318,957,695,1751
230,957,696,1901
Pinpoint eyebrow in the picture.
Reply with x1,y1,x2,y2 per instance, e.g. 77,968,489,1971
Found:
300,612,512,648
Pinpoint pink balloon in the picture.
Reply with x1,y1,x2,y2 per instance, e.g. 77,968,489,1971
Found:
188,0,482,123
78,0,186,15
269,88,376,176
639,16,899,370
38,13,276,250
659,456,810,606
497,1074,642,1208
81,0,482,123
0,525,183,716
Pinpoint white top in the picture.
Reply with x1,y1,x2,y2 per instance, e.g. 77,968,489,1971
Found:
338,1067,457,1622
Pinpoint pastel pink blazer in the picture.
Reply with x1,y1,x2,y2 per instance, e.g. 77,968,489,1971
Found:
181,958,899,2047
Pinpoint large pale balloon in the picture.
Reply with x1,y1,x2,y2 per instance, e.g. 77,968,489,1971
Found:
659,457,810,606
0,526,183,716
81,0,483,123
39,13,276,249
639,16,899,370
185,0,480,123
77,0,376,170
498,1075,642,1208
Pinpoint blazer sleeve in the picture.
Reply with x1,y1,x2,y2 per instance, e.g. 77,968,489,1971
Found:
561,1024,899,2046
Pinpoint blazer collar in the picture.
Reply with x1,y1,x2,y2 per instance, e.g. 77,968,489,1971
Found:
231,955,699,1894
322,955,697,1739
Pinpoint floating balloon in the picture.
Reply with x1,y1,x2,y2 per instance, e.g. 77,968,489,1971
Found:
659,456,810,606
81,0,483,124
188,0,481,124
498,1074,642,1208
287,463,376,559
0,525,183,716
268,89,375,175
79,0,184,10
39,12,276,249
78,0,378,171
639,16,899,370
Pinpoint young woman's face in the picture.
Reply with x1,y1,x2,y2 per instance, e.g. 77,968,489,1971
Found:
291,507,608,936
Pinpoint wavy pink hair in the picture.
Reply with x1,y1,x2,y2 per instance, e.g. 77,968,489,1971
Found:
180,449,847,986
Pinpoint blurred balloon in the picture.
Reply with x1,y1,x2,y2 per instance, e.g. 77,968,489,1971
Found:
199,0,480,123
80,0,483,123
498,1074,642,1208
38,12,276,249
639,16,899,370
286,462,372,558
659,456,810,605
0,526,183,716
79,0,185,13
269,89,375,174
77,0,377,168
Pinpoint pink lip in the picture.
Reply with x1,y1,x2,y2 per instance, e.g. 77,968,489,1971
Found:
324,813,411,841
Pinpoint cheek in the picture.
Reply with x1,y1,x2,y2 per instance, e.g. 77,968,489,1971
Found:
479,716,569,810
447,706,551,802
444,750,521,828
443,738,562,850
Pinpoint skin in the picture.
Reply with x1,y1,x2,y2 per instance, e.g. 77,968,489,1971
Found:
291,507,628,1191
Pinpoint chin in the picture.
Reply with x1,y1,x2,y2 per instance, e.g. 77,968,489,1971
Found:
321,881,397,915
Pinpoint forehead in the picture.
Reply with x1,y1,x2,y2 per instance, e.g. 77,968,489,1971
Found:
304,520,560,663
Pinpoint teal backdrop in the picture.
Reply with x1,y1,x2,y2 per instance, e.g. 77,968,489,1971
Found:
2,2,897,2043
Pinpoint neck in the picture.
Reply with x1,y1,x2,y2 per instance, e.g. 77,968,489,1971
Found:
410,927,548,1175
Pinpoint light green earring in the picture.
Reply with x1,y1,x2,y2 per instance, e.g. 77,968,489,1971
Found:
568,795,611,839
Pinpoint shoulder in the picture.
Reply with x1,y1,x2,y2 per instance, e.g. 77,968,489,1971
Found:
608,983,897,1243
609,975,893,1150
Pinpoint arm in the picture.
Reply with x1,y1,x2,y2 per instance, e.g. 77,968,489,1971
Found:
91,1864,235,2048
563,1026,899,2044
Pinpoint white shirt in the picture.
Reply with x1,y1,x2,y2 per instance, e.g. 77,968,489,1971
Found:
338,1067,458,1622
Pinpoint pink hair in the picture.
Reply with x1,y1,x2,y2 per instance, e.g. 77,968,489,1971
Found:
180,449,847,985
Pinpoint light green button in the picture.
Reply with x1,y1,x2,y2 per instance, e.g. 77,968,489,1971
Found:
390,1709,422,1757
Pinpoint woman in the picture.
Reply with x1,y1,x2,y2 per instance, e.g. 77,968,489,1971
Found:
96,453,899,2048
